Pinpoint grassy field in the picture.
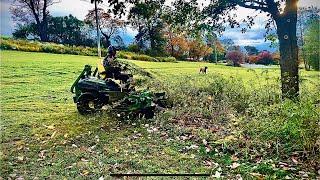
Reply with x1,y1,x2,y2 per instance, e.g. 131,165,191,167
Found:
1,50,319,179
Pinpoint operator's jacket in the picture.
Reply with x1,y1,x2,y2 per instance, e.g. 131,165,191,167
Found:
102,55,131,83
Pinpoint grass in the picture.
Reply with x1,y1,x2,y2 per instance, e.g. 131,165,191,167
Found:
1,50,319,179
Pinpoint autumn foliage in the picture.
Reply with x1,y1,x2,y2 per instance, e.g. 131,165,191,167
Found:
164,30,213,60
256,51,274,65
226,50,244,66
248,55,259,64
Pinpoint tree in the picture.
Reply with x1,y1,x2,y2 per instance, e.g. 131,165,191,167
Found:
297,6,320,70
128,0,166,56
304,19,320,71
188,38,213,61
13,15,96,47
226,50,244,67
85,8,125,48
221,38,235,51
10,0,60,41
12,24,36,39
244,45,259,55
256,51,274,65
203,0,302,100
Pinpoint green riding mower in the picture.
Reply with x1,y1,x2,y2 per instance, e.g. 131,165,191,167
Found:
70,64,167,119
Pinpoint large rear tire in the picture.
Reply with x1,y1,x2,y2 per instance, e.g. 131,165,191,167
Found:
77,93,100,115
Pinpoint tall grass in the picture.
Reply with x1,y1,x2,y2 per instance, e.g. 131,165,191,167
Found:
140,70,320,157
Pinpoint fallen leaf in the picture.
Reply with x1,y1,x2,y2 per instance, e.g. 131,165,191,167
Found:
17,156,24,161
71,144,78,148
16,176,24,180
189,144,199,149
205,147,211,152
285,175,292,179
38,150,46,159
202,139,207,145
250,173,264,179
65,165,73,169
230,162,240,169
212,171,221,178
291,156,298,164
44,124,55,130
51,131,57,139
81,158,89,162
81,170,90,176
236,174,243,180
231,155,239,162
64,133,68,138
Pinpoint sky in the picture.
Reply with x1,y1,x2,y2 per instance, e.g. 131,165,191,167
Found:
1,0,319,51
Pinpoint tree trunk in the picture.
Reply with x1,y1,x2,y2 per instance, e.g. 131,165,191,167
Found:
276,13,299,100
101,31,111,47
39,22,48,42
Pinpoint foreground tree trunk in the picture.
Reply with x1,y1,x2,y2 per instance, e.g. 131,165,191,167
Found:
275,3,299,100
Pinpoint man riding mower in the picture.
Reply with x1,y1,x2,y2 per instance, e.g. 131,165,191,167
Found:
99,45,133,91
70,45,168,118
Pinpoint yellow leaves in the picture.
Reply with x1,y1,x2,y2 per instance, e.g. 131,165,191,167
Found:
50,131,57,139
17,156,24,161
44,124,55,130
216,135,237,144
81,170,90,176
250,172,264,179
231,155,239,162
230,162,240,169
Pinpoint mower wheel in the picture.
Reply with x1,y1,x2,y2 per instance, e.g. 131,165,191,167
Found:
77,93,100,115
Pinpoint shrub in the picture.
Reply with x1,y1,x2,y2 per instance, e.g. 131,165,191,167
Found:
225,50,244,66
256,51,274,65
127,44,141,53
1,37,177,62
248,55,258,64
131,54,157,61
0,37,102,56
245,100,320,154
155,56,177,62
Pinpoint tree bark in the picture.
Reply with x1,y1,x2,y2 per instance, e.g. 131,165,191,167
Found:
275,12,299,100
101,31,111,47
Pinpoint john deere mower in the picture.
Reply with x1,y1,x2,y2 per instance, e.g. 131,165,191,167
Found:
70,64,167,118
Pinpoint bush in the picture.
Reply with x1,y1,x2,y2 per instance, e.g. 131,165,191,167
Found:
248,55,258,64
148,71,319,161
0,37,104,56
127,44,141,53
155,56,177,62
1,37,177,63
256,51,274,65
245,100,320,154
226,50,244,66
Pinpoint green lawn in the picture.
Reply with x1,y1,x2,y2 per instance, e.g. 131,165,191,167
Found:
1,50,319,179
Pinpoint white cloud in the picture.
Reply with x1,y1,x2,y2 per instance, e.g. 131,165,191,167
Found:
49,0,94,20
